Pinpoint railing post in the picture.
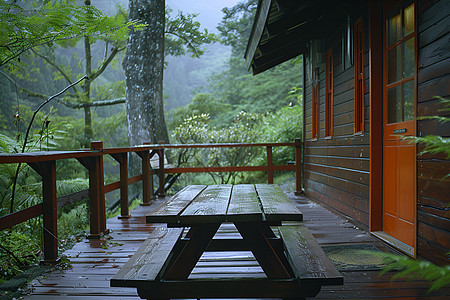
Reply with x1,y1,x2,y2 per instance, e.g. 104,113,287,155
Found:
158,141,165,197
267,146,274,184
295,138,303,195
91,141,108,234
29,160,58,264
111,153,130,219
137,147,151,206
77,143,103,240
149,150,156,200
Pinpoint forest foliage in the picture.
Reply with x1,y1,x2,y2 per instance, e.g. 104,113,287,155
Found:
0,0,302,283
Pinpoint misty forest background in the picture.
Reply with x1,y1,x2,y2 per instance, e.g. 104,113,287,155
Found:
0,0,302,280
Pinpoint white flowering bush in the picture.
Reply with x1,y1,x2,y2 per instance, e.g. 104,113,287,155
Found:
171,112,264,184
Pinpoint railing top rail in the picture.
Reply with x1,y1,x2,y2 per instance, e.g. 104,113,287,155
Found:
0,150,101,164
105,142,299,152
0,142,301,164
154,142,297,149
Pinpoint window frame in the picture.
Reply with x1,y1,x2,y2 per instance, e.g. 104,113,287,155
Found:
384,1,416,126
325,48,333,138
311,68,320,141
354,18,365,134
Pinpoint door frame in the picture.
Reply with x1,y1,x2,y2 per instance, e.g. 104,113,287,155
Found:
368,0,417,257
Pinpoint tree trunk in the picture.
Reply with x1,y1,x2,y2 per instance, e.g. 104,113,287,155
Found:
123,0,169,146
83,2,93,148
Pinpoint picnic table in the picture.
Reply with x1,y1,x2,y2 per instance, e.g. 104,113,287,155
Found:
111,184,343,299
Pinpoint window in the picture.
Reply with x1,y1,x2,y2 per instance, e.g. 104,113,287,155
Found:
311,68,319,140
325,48,333,138
354,18,364,133
385,1,415,124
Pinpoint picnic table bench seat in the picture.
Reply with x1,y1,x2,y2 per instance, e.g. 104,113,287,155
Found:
111,227,183,287
279,225,344,286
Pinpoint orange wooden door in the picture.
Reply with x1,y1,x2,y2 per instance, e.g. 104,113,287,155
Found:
382,0,416,250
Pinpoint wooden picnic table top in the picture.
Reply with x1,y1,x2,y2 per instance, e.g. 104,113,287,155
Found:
146,184,303,226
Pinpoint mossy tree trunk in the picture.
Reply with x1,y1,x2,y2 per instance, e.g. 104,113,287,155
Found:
123,0,169,146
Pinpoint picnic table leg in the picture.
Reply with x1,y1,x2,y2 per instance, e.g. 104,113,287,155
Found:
235,222,292,279
257,222,292,269
162,224,220,280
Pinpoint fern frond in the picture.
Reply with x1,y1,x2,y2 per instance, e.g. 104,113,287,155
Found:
0,133,19,153
405,136,450,158
377,252,450,292
56,178,89,196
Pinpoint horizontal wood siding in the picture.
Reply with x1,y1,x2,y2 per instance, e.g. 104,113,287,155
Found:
416,0,450,265
303,3,370,229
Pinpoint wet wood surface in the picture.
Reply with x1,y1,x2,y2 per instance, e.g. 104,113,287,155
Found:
179,185,232,224
146,185,206,223
111,227,183,285
279,225,343,285
227,184,262,222
416,0,450,266
148,184,302,226
256,184,303,222
23,191,450,299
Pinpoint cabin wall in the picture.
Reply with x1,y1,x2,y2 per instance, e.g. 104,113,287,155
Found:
303,6,371,229
416,0,449,265
303,0,449,264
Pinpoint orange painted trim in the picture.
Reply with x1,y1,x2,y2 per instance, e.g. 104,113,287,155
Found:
368,0,384,232
325,48,333,138
413,0,418,257
312,85,319,140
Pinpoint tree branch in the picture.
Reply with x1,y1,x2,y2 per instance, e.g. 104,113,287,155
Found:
31,48,78,94
58,97,125,109
19,85,124,109
1,23,134,67
165,29,200,58
90,46,125,81
19,87,48,100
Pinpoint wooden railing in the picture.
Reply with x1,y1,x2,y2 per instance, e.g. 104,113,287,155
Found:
0,139,302,263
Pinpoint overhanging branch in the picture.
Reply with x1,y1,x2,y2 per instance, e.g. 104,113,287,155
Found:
165,29,200,58
90,46,125,81
59,97,125,108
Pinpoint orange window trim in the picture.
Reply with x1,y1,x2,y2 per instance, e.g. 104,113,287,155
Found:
312,84,319,140
354,18,365,134
325,48,333,138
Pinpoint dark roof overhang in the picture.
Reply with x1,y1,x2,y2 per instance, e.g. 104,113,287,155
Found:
245,0,362,75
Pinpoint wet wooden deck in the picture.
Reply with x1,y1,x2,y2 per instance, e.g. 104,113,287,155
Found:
23,192,449,299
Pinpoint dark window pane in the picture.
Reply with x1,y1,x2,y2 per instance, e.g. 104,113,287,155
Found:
388,45,401,83
403,37,415,78
388,8,401,46
388,86,401,124
402,81,415,121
